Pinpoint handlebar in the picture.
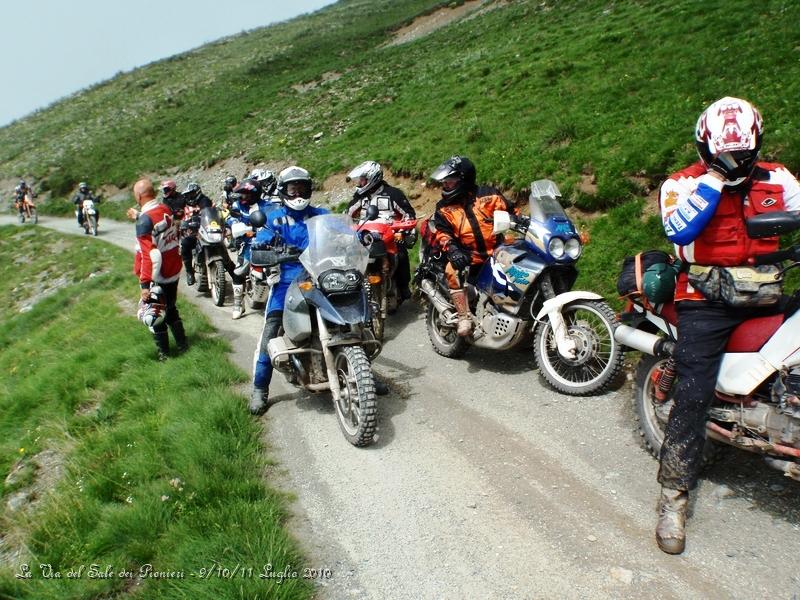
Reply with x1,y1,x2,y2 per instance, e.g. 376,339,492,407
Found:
750,245,800,266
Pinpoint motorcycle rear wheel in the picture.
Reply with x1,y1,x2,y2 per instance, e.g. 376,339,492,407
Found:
210,262,227,306
634,354,724,464
533,300,623,395
333,346,377,447
426,302,469,358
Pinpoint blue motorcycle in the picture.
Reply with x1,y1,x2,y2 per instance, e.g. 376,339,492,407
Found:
416,180,623,395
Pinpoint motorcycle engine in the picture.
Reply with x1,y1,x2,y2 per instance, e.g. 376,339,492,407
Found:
776,368,800,411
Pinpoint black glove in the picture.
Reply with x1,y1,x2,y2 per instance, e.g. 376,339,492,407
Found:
707,152,741,180
447,244,471,270
511,214,531,231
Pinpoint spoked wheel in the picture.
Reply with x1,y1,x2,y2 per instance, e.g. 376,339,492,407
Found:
210,262,227,306
425,302,469,358
634,354,724,464
370,285,385,341
333,346,377,447
88,215,97,235
533,300,623,395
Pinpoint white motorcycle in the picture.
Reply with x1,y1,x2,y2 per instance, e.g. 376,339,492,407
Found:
616,211,800,480
81,199,98,236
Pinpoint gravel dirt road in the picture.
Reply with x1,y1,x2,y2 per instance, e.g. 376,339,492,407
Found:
7,215,800,600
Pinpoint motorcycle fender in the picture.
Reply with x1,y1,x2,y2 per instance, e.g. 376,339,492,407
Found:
534,290,603,321
715,353,775,396
304,287,369,326
284,280,312,344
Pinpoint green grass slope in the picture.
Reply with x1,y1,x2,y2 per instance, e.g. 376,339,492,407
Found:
0,226,311,600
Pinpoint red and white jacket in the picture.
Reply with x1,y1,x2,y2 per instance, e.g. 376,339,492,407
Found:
660,161,800,300
134,200,182,288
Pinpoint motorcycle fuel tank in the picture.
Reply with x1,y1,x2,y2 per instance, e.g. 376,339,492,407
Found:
476,241,546,308
284,279,312,344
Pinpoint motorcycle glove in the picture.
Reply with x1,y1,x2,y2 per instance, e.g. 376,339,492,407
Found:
266,268,280,287
447,244,471,270
707,152,742,180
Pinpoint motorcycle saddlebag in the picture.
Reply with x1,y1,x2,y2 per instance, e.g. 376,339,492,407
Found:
617,250,679,305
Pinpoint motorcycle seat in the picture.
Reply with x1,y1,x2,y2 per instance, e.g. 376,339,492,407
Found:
726,314,784,353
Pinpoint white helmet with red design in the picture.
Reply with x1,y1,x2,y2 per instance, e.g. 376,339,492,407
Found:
138,286,166,329
695,96,763,185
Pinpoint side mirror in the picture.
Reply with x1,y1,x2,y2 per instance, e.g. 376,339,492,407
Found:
365,204,379,221
746,211,800,238
492,210,512,234
249,209,266,229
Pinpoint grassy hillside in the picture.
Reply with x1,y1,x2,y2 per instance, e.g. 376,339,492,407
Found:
0,227,310,600
1,0,799,297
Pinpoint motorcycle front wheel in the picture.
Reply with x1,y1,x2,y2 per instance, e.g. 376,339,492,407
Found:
333,346,377,447
634,354,724,464
426,302,469,358
533,300,623,395
370,285,386,341
88,215,97,236
210,261,227,306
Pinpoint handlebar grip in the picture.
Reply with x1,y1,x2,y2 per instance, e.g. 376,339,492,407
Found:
751,247,797,265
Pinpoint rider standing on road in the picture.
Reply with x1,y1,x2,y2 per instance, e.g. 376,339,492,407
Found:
346,160,417,302
133,178,187,360
180,182,213,287
248,166,329,415
72,182,98,230
655,97,800,555
431,155,518,336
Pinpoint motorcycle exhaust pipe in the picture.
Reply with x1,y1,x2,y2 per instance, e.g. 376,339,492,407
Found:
420,279,454,314
615,324,674,357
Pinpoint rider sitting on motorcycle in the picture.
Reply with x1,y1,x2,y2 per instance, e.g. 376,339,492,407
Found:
72,182,98,229
654,97,800,555
14,180,32,217
160,179,186,221
220,175,238,211
346,160,417,302
226,179,273,320
431,155,519,337
248,166,329,415
179,182,214,287
249,168,281,207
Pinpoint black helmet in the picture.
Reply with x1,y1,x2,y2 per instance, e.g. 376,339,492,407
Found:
430,156,476,202
223,175,237,193
78,181,89,193
183,182,201,205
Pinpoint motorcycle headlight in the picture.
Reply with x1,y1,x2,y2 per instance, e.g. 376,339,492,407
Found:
548,236,565,259
207,232,223,243
565,237,582,259
319,269,362,294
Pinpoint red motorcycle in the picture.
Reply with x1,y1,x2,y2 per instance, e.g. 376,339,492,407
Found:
359,216,417,340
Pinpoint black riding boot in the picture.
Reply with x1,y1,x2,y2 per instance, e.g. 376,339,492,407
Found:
170,319,188,353
153,331,170,361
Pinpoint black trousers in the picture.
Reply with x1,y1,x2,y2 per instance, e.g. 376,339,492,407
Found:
657,300,780,490
394,246,411,293
151,281,186,352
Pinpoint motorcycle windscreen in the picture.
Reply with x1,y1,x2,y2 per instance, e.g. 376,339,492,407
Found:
300,214,369,281
199,207,225,243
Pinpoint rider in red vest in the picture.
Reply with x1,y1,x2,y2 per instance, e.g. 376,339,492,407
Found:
655,97,800,555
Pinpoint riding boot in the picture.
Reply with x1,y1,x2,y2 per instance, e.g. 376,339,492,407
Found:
450,288,473,337
655,487,688,554
153,331,170,361
170,319,188,353
232,284,245,320
184,261,196,286
249,387,268,415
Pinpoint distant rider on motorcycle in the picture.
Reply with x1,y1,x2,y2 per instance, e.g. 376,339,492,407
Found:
226,179,272,320
346,160,417,302
431,156,519,336
160,179,185,221
654,97,800,555
248,166,329,415
180,182,213,287
249,168,280,205
220,175,238,210
14,180,33,218
72,181,98,229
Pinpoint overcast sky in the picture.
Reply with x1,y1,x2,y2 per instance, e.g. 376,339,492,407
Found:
0,0,336,127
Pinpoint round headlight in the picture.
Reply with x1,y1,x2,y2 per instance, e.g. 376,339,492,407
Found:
320,271,348,293
565,237,582,259
548,237,565,259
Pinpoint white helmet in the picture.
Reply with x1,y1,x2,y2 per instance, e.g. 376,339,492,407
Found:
695,96,763,185
137,286,166,329
249,168,277,195
276,166,312,211
347,160,382,196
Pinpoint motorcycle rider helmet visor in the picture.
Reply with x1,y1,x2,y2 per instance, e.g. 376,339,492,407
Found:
286,181,311,199
441,175,461,192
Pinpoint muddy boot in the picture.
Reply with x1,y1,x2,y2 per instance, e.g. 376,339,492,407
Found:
450,288,473,337
655,487,688,554
183,260,196,286
232,284,245,320
249,387,267,415
153,331,170,361
171,319,188,353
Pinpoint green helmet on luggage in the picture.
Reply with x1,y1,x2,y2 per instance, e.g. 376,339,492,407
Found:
642,262,679,305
